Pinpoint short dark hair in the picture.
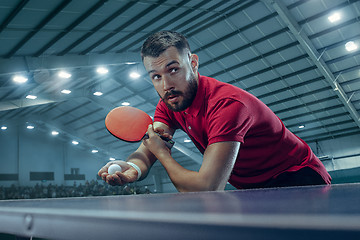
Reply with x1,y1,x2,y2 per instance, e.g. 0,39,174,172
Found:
141,31,191,60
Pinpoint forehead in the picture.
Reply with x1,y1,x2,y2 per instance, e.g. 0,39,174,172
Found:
143,47,187,71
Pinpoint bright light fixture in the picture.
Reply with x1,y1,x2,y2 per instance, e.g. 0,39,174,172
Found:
27,125,34,130
121,102,130,106
298,125,305,129
26,95,37,100
72,140,79,145
51,131,59,136
13,75,28,84
109,157,115,161
184,138,192,143
328,12,341,23
1,126,7,130
61,89,71,94
92,149,98,153
130,72,140,79
96,67,109,74
345,41,358,52
58,71,72,79
93,91,103,96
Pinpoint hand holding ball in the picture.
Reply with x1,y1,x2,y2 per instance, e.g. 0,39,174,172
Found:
108,164,122,175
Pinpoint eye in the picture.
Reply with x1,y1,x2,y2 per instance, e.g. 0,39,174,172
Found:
152,74,161,81
169,68,178,74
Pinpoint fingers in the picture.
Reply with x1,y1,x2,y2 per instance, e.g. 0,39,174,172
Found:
98,160,137,186
99,167,138,186
147,124,156,136
103,171,127,186
98,166,108,178
97,162,114,178
146,124,173,141
106,173,125,186
97,161,115,177
161,132,173,140
153,125,173,139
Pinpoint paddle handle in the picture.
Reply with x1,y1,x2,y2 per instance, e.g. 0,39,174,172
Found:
143,133,175,149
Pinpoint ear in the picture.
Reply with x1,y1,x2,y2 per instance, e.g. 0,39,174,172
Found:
190,53,199,71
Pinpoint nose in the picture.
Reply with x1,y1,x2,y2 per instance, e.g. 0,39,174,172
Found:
162,75,174,91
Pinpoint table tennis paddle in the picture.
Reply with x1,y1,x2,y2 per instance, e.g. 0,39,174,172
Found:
105,106,174,149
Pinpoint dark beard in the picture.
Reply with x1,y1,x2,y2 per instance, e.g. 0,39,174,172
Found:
160,74,198,112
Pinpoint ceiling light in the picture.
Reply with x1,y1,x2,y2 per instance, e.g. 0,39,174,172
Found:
345,41,358,52
109,157,115,161
27,125,34,130
328,12,341,23
26,95,37,100
93,91,103,96
58,71,72,79
298,125,305,129
1,126,7,130
13,75,28,84
130,72,140,79
72,140,79,145
96,67,109,74
51,131,59,136
61,89,71,94
121,102,130,106
92,150,98,153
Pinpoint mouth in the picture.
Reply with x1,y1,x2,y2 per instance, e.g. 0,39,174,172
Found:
167,94,180,103
164,90,182,104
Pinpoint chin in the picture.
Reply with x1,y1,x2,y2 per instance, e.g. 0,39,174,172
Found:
165,102,183,112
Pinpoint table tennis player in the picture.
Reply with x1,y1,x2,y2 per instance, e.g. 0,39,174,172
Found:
98,30,331,191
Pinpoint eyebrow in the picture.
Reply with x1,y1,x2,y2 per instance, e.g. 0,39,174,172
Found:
147,60,179,74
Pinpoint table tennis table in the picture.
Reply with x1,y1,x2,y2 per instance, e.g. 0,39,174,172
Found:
0,183,359,240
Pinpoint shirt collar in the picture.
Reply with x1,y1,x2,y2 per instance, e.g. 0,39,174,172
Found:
182,73,205,117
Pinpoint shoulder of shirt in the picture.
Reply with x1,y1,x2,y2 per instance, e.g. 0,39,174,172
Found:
200,74,249,104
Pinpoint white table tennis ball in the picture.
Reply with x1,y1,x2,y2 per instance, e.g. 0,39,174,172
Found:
108,164,122,175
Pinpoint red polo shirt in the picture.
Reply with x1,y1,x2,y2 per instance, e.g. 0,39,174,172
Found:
154,74,331,189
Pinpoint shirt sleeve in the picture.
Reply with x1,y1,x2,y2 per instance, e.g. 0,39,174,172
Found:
154,100,177,129
207,98,253,145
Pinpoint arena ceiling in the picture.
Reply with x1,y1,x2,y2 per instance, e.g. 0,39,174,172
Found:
0,0,359,166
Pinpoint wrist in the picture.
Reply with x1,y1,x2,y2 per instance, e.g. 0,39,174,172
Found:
156,150,172,163
127,162,142,180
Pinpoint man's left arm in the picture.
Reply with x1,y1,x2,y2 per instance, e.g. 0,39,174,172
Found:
143,125,240,192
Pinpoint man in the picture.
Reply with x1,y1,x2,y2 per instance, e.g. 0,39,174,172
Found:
98,31,331,191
